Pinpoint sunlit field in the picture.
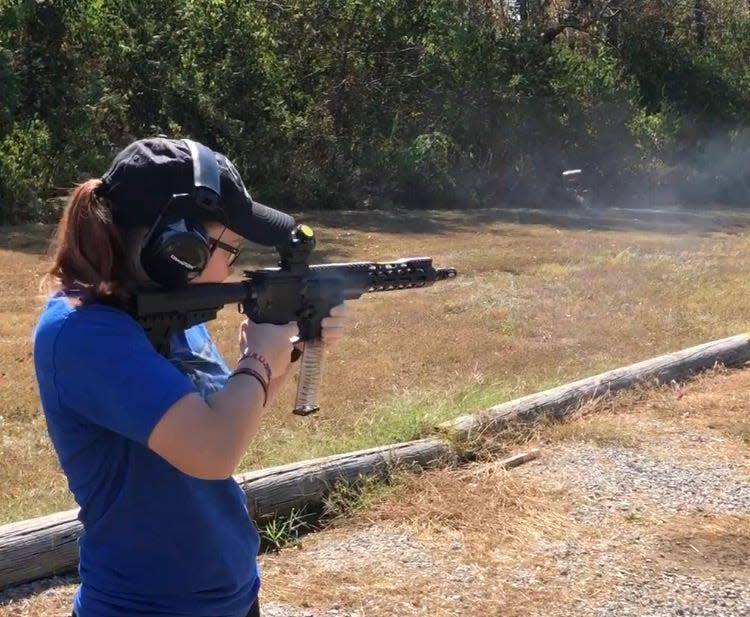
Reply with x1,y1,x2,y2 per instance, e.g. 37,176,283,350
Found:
3,205,750,524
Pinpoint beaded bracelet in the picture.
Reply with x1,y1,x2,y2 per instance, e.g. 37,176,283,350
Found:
228,367,269,407
238,351,272,382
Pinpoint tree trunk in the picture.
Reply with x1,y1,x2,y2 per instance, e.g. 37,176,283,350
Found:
519,0,529,21
695,0,706,46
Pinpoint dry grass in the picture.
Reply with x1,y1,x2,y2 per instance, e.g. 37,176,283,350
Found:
246,364,750,617
3,208,750,526
535,366,750,463
253,450,749,617
3,205,750,615
256,466,585,616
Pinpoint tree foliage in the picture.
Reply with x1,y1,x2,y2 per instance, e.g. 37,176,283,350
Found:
0,0,748,222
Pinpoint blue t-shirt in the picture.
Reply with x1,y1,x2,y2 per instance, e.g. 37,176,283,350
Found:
32,294,260,617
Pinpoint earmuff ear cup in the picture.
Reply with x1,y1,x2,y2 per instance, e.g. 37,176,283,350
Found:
136,140,222,288
140,217,211,288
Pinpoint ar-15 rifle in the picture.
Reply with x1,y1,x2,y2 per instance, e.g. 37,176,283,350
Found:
131,224,458,415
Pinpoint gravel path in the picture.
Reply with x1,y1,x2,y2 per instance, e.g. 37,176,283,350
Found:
551,440,750,521
255,421,750,617
521,436,750,617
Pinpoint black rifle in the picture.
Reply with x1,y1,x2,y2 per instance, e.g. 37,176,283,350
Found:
131,224,457,415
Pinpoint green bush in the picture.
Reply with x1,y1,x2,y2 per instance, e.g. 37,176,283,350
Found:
376,131,456,206
0,118,56,223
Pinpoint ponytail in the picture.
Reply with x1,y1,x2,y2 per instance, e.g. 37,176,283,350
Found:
45,179,133,307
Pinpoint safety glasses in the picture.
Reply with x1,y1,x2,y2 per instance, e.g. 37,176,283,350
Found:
208,236,242,267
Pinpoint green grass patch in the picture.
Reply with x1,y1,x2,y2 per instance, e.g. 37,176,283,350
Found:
240,381,520,471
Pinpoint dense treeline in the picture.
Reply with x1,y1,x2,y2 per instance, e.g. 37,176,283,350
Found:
0,0,748,223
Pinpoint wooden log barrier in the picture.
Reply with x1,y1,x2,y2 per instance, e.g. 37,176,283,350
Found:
0,510,80,591
236,437,456,522
439,333,750,441
2,332,750,590
0,437,455,590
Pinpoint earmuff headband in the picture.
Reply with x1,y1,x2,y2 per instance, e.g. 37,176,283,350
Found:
184,139,220,211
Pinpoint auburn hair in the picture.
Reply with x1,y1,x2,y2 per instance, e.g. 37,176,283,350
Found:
45,179,134,308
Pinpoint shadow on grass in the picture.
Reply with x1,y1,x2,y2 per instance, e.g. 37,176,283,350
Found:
300,203,750,236
0,572,78,605
5,203,750,257
0,223,54,255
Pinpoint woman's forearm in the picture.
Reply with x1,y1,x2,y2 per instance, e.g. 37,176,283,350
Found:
149,366,270,480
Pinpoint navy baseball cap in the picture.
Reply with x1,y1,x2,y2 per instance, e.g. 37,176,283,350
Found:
99,137,296,247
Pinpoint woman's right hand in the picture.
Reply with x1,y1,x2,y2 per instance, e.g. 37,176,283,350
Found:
149,318,298,480
238,319,298,379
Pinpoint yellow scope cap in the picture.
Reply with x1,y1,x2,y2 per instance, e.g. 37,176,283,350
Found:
298,224,314,238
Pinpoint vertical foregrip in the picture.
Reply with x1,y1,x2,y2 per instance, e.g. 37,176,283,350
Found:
297,315,324,341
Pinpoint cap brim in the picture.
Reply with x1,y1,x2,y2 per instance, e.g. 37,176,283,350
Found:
228,198,296,247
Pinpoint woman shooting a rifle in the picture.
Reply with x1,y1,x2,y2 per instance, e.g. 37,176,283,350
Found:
32,137,346,617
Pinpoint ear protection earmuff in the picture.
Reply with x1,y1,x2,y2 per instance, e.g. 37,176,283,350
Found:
139,139,222,288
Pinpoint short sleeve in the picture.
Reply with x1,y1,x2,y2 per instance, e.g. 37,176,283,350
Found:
53,306,198,445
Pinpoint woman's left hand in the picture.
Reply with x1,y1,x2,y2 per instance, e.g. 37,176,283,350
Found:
267,303,348,406
320,302,348,347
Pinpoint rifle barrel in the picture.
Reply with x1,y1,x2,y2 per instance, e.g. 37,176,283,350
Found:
133,259,457,316
307,257,457,295
435,267,458,281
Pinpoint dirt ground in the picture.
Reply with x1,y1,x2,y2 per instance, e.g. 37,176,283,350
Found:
2,364,748,617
